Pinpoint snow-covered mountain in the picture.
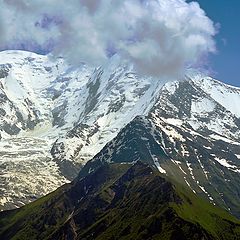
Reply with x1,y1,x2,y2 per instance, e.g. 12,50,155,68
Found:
0,50,165,209
80,79,240,217
0,50,240,214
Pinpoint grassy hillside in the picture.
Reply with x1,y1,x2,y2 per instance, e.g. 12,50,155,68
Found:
0,162,240,240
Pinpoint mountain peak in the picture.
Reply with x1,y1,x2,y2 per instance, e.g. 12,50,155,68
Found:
0,50,240,214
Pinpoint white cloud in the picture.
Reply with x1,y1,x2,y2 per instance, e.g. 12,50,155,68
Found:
0,0,216,77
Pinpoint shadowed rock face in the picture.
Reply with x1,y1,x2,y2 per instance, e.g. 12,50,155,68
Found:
79,113,240,218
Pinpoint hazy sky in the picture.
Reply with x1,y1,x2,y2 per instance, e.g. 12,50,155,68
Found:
187,0,240,86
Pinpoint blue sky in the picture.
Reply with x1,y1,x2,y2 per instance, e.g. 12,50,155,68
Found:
188,0,240,86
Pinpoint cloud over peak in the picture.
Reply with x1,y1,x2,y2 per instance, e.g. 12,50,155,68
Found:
0,0,216,77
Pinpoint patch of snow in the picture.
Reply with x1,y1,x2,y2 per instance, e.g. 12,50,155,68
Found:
210,134,240,145
151,115,185,143
180,145,189,157
163,81,179,94
186,161,195,180
184,177,196,194
153,158,166,174
173,160,187,175
193,76,240,118
191,97,215,116
196,155,208,179
164,118,183,126
215,157,239,171
203,145,212,150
